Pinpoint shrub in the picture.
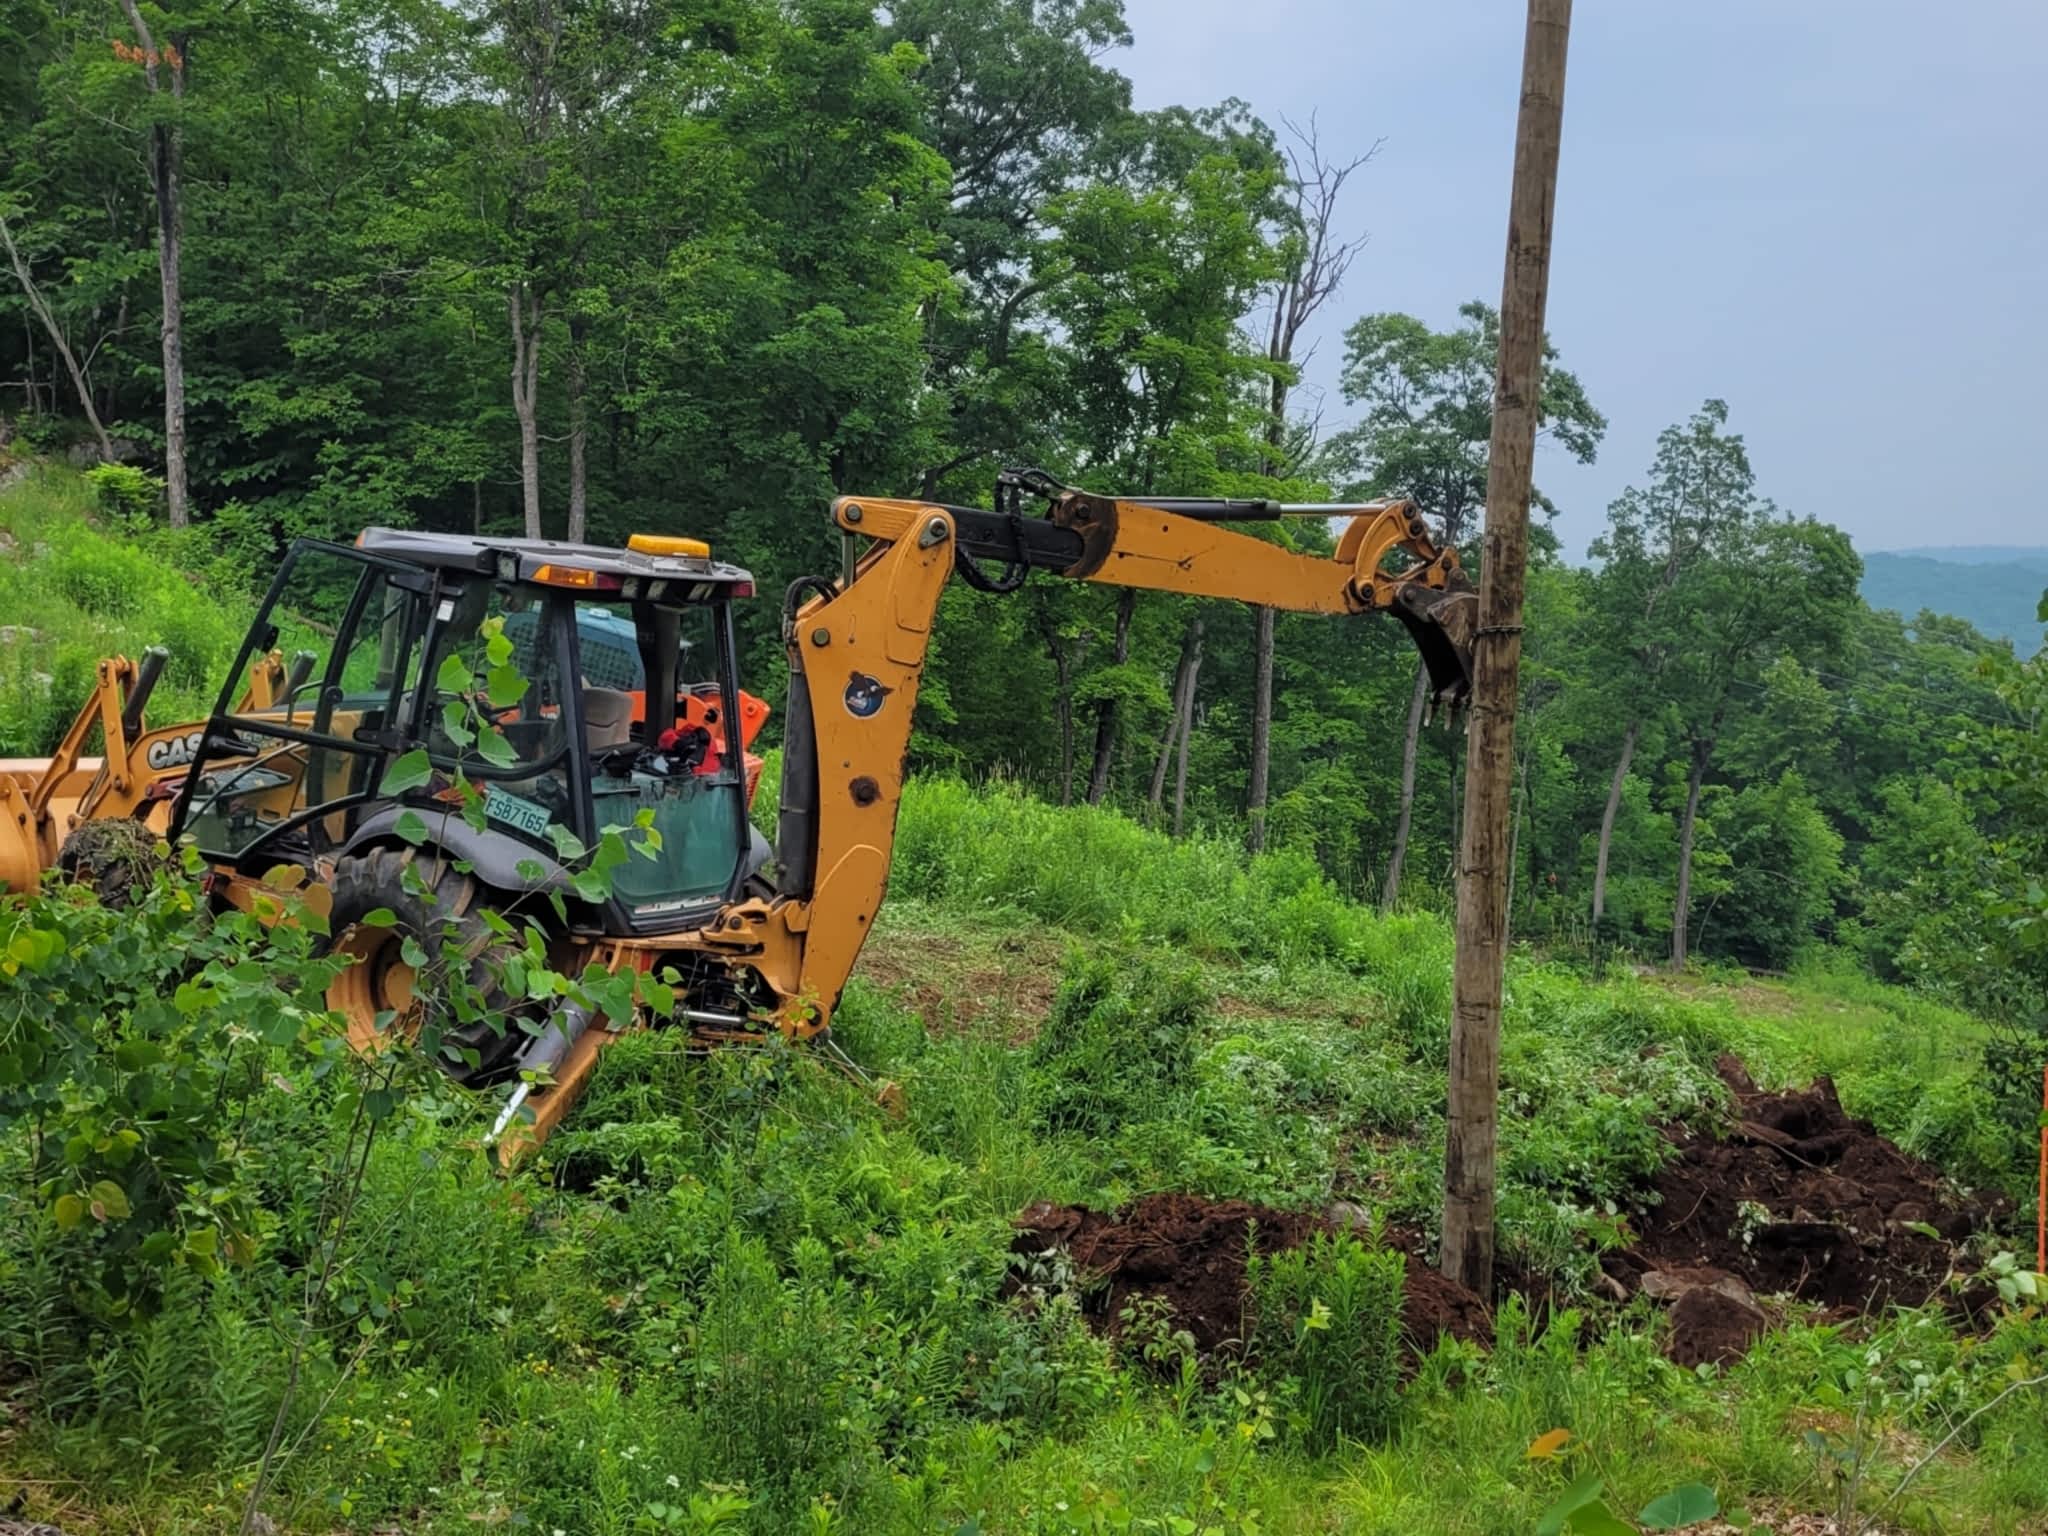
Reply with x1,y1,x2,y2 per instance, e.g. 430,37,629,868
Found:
82,462,164,523
1248,1229,1405,1452
1027,948,1204,1137
0,859,348,1316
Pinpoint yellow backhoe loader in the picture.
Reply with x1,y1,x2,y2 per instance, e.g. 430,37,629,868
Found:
0,468,1475,1158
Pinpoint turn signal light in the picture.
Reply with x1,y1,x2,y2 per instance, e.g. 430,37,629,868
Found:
531,564,624,591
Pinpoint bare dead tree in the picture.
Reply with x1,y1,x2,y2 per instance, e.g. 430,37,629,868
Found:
0,208,116,462
1247,116,1378,851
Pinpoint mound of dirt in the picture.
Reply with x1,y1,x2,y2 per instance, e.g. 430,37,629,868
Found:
1012,1193,1490,1361
1612,1057,1998,1318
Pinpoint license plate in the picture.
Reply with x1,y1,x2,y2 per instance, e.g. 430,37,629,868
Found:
484,785,553,839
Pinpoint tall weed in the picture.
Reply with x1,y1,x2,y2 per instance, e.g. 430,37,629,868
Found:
1248,1229,1405,1452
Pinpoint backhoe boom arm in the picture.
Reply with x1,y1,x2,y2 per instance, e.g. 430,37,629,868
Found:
747,469,1477,1039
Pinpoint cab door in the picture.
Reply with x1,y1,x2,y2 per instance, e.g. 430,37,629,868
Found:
172,541,434,871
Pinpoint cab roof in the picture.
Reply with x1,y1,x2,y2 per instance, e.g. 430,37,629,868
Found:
355,527,755,593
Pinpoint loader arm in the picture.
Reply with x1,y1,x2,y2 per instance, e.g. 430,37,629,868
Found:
0,649,298,892
743,469,1477,1037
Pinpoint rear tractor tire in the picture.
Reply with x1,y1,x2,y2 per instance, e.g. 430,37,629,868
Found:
325,847,533,1087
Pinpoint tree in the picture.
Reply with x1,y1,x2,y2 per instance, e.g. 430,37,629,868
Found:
1324,300,1603,906
1661,514,1861,967
1584,400,1757,930
0,203,114,460
1035,106,1284,804
886,0,1134,500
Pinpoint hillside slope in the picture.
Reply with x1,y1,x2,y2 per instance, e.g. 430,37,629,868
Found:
0,465,255,755
2,775,2043,1535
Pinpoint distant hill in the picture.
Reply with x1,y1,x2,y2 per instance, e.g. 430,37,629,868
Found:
1860,547,2048,651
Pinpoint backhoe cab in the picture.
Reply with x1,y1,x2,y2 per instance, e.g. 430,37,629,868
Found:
163,530,772,1086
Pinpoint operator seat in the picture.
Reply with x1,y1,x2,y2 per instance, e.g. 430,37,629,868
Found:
583,688,634,750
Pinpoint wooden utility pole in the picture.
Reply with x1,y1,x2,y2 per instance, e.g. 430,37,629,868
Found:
1441,0,1574,1297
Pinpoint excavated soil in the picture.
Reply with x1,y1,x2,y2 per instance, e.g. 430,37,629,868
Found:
1014,1061,2001,1374
1012,1193,1490,1362
1609,1057,2002,1345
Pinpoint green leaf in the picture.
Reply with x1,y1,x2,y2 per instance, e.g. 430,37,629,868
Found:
53,1193,86,1230
393,810,430,846
485,663,529,709
114,1039,164,1071
486,629,515,667
364,1088,397,1123
475,728,518,768
383,749,434,795
440,700,476,748
570,868,611,903
1568,1503,1638,1536
1639,1484,1720,1530
185,1225,218,1258
89,1180,131,1220
1538,1474,1606,1536
360,908,400,928
546,825,588,861
514,859,548,884
438,652,474,694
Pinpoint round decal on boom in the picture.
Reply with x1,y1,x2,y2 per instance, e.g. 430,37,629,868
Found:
844,672,890,719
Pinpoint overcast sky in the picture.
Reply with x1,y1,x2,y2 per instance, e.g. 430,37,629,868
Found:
1116,0,2047,560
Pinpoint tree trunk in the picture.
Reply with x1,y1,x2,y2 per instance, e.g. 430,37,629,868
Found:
1172,618,1204,839
1036,603,1076,806
1443,0,1574,1301
117,1,189,526
1589,717,1640,928
1150,617,1199,816
153,110,187,527
0,213,115,461
104,290,128,421
508,283,544,539
1379,664,1429,909
1505,742,1532,931
1246,603,1276,851
565,318,589,543
1670,740,1711,970
1085,589,1136,805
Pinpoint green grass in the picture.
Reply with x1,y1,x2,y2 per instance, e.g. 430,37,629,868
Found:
0,464,257,756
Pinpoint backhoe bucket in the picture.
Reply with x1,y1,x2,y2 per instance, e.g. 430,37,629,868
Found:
1389,582,1479,716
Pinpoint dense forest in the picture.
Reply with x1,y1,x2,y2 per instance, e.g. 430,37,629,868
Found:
1,0,2042,1005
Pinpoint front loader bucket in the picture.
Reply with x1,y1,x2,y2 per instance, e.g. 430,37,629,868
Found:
1390,582,1479,716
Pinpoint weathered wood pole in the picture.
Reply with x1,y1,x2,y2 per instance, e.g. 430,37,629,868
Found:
1441,0,1575,1297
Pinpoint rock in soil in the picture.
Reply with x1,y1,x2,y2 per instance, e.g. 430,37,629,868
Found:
1612,1056,1999,1319
1013,1192,1490,1363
